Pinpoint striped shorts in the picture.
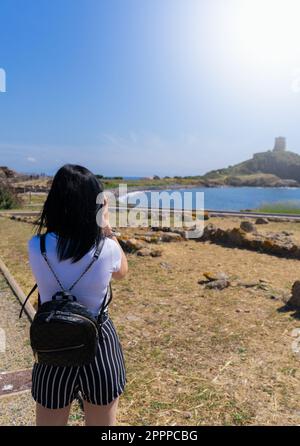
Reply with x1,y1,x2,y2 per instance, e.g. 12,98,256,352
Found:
31,316,126,409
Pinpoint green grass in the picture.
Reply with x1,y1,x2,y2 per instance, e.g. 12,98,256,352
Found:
256,200,300,215
101,177,205,190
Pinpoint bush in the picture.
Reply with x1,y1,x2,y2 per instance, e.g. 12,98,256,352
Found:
0,181,21,209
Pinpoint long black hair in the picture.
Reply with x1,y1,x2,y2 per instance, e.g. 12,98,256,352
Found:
35,164,104,263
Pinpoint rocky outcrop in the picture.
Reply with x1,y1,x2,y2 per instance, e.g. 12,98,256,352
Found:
200,223,300,259
202,145,300,186
0,166,19,179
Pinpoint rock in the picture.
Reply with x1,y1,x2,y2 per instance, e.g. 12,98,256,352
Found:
150,249,162,257
137,247,162,257
205,279,230,290
198,223,300,259
139,235,160,244
240,220,257,233
119,238,145,252
203,271,229,282
255,217,269,225
266,231,292,242
200,223,218,241
137,248,152,256
160,262,172,270
171,229,188,239
139,236,152,243
161,232,183,242
199,271,231,290
228,228,247,245
286,281,300,308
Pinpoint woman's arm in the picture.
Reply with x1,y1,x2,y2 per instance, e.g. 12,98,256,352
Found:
110,235,128,280
99,194,128,280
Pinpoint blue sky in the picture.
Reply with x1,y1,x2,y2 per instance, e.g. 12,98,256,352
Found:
1,0,300,176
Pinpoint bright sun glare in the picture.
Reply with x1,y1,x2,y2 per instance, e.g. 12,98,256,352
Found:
233,0,300,66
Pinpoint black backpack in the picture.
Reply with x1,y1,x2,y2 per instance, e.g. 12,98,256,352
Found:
20,233,112,367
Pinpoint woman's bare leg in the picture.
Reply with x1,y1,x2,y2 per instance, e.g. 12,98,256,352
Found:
83,396,119,426
36,402,72,426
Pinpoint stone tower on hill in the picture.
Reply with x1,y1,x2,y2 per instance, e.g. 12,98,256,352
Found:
273,136,286,152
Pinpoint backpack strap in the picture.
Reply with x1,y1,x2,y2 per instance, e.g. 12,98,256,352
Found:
20,234,109,319
19,283,38,318
19,235,49,318
40,233,106,292
69,237,105,291
37,292,41,308
40,233,65,291
97,282,113,322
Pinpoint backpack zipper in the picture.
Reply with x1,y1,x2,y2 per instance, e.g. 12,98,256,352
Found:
37,311,99,336
45,311,55,322
37,344,85,353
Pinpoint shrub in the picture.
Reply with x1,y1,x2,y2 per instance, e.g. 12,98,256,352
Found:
0,181,21,209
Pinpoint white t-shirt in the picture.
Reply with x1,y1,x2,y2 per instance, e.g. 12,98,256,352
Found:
28,233,122,316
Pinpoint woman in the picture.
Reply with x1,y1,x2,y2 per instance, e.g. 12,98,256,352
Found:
27,164,128,426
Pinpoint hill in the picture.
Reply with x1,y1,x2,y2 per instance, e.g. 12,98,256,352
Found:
0,166,19,179
203,150,300,187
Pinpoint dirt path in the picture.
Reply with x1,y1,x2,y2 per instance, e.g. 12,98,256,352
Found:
0,275,33,373
0,274,36,425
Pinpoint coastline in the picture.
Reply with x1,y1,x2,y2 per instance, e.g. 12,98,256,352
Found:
108,182,205,197
108,183,300,199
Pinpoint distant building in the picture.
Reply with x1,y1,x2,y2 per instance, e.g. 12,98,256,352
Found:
273,136,286,152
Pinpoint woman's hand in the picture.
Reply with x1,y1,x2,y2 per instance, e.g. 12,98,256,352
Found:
101,196,110,226
100,196,114,237
99,195,128,278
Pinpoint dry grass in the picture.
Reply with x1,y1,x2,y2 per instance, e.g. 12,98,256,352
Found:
1,216,300,425
18,192,47,210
